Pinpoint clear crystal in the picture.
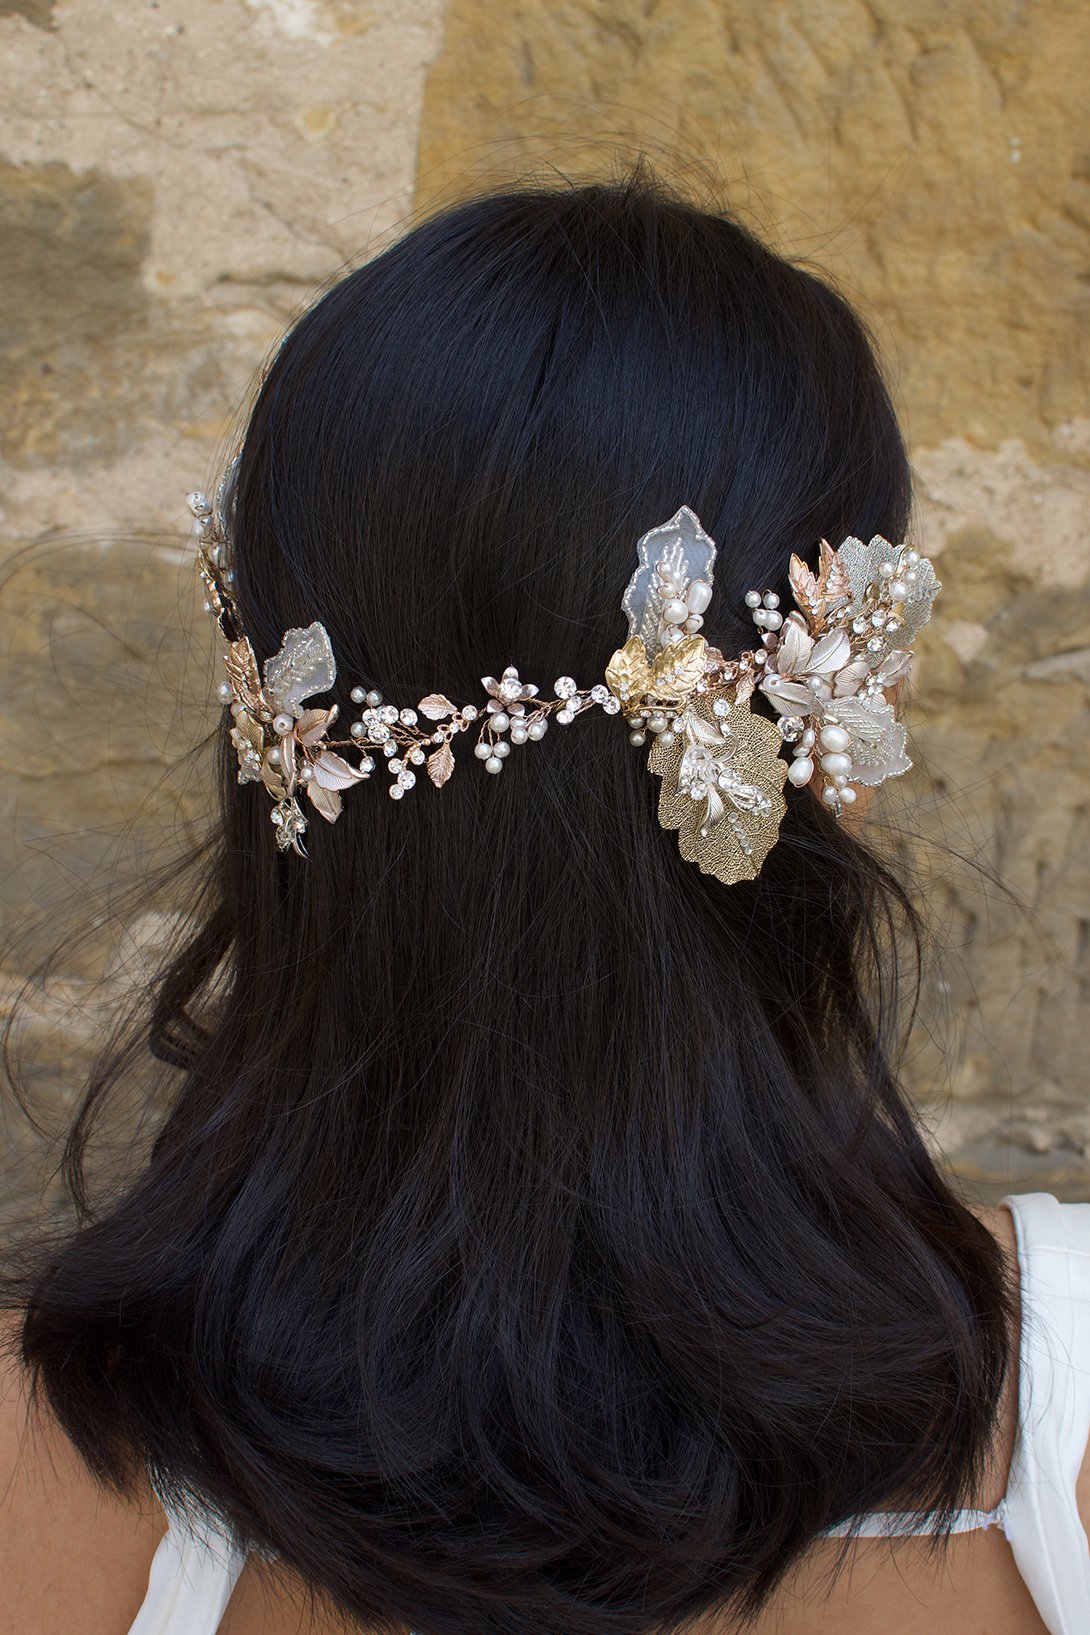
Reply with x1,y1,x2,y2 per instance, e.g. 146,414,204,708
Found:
712,698,731,717
367,723,390,743
498,677,523,702
777,715,806,743
554,676,577,698
601,696,620,715
590,684,609,704
380,705,399,724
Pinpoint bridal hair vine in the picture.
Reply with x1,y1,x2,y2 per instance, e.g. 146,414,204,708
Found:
190,479,940,883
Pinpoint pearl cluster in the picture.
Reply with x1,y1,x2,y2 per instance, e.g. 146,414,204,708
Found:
340,667,621,795
778,716,858,806
624,558,716,751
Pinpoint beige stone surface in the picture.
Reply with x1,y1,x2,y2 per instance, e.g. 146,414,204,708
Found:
0,0,446,1228
1,0,1088,1220
413,0,1090,1197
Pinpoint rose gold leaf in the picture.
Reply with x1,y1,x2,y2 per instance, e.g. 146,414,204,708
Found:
312,749,371,790
279,733,297,795
733,670,756,704
296,707,335,746
259,755,287,800
306,781,343,823
426,743,455,787
818,539,851,606
788,553,825,630
418,693,457,720
225,638,264,712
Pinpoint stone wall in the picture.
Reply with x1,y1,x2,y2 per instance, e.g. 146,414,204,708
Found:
2,0,1087,1224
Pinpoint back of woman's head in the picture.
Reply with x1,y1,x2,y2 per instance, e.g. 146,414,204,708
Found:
7,162,1013,1635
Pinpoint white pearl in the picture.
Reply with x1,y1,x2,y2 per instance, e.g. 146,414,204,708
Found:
484,756,503,774
473,741,492,760
745,589,762,608
818,724,851,753
629,730,646,746
888,579,908,600
822,785,841,806
685,579,712,614
752,608,768,627
800,728,817,750
217,681,233,702
906,550,920,566
490,711,509,733
763,591,780,609
833,774,848,788
787,756,814,787
527,720,547,739
365,689,382,707
763,610,783,630
351,686,366,703
905,569,917,584
510,727,528,744
494,741,510,757
557,708,574,724
350,721,366,739
662,598,689,625
300,764,314,782
659,730,676,747
648,715,667,732
839,785,858,804
268,747,280,765
683,614,703,632
820,751,853,777
273,712,294,735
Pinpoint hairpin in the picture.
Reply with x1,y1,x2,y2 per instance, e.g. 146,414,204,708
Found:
190,485,939,883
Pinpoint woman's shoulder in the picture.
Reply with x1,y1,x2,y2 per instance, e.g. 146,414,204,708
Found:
0,1309,169,1635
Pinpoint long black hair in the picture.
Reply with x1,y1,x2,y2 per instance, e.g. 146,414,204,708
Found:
2,160,1015,1634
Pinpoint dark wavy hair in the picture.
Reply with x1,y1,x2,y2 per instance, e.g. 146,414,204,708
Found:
2,162,1015,1634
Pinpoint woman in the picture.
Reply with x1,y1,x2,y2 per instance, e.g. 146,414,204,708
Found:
2,163,1087,1635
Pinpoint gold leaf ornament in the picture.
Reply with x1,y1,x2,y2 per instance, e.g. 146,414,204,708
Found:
649,634,707,704
646,691,787,885
604,635,653,716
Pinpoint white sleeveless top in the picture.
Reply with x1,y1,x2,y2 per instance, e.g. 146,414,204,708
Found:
125,1191,1090,1634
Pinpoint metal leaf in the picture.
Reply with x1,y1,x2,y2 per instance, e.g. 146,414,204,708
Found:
788,553,825,629
296,706,337,747
427,743,455,787
306,781,343,823
604,635,653,712
759,676,822,715
775,612,813,676
312,749,371,790
418,693,457,720
807,628,852,676
224,637,265,715
818,538,852,607
649,635,707,704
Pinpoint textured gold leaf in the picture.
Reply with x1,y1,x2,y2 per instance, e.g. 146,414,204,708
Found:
427,743,455,787
649,635,707,704
604,635,653,711
418,693,457,720
306,781,343,823
645,692,787,885
236,709,264,757
788,553,825,630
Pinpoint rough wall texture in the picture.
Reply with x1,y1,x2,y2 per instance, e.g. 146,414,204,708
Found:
1,0,1087,1223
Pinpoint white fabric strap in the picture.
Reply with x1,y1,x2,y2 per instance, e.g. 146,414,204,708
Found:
127,1506,246,1635
822,1499,1007,1538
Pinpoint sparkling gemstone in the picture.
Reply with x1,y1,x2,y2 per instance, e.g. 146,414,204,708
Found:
852,617,868,634
498,678,523,702
866,636,884,652
590,684,609,704
777,715,806,743
712,698,731,717
380,705,399,723
463,705,479,720
554,676,577,699
367,723,390,743
397,770,416,788
601,696,620,715
383,741,398,756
